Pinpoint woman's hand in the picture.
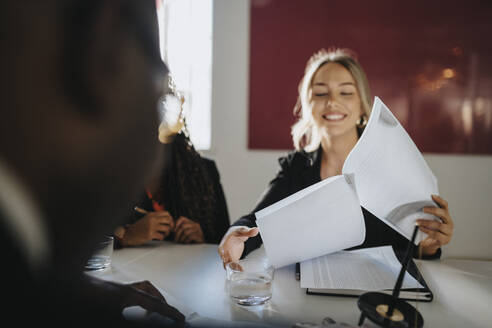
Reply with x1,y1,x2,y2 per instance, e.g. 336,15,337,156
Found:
218,226,259,268
174,216,205,244
417,194,454,256
122,211,175,246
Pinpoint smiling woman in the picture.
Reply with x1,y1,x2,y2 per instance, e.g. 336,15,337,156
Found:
292,49,372,152
219,48,455,265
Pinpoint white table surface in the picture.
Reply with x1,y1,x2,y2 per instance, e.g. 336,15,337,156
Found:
90,242,492,328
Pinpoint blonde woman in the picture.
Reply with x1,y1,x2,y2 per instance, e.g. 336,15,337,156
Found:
219,48,454,266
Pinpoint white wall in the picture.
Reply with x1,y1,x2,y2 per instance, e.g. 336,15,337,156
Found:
206,0,492,260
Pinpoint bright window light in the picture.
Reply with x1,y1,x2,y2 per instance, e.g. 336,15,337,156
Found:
157,0,213,150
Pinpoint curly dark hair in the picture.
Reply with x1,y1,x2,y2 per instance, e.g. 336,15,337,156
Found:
153,130,224,243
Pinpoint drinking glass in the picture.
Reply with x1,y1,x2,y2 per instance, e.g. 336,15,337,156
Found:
226,258,274,306
85,236,114,271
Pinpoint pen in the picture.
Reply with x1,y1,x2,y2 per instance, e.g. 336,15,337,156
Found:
134,206,149,214
295,262,300,281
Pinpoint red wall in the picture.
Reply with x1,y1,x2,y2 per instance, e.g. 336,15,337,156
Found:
249,0,492,154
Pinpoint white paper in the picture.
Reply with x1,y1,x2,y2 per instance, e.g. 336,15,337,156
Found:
255,174,365,268
342,97,439,243
300,246,423,291
255,97,439,269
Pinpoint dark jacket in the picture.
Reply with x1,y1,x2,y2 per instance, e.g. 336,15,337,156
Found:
0,210,167,328
233,148,440,259
126,157,230,244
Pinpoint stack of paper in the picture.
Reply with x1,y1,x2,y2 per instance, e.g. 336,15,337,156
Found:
300,246,432,301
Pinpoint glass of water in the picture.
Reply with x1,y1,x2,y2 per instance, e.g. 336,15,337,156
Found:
226,258,274,306
85,236,114,271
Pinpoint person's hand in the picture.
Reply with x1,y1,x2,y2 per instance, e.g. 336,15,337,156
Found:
174,216,204,244
88,277,185,327
417,194,454,256
218,226,259,268
121,280,185,326
122,211,175,246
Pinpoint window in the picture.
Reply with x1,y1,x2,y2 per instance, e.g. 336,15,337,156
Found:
157,0,213,150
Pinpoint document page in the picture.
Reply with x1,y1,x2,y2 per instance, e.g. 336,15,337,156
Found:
300,246,423,291
342,97,439,243
255,174,365,268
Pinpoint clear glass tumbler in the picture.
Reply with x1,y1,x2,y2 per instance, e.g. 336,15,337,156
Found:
226,258,275,306
85,236,114,271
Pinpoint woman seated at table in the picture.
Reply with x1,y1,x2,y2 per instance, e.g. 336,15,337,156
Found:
114,84,230,247
218,48,454,265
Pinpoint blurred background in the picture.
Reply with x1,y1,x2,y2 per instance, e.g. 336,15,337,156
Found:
158,0,492,260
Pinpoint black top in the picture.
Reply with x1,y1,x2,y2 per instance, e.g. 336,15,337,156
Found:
232,148,440,259
125,157,230,244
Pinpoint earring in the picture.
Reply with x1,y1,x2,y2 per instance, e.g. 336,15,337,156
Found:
158,119,184,144
357,114,368,128
159,95,185,144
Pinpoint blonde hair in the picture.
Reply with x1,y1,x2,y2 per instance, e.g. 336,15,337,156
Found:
291,48,373,151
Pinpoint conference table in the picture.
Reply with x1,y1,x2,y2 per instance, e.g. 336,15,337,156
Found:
89,241,492,327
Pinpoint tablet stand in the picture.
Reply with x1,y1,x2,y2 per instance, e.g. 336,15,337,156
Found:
357,225,424,327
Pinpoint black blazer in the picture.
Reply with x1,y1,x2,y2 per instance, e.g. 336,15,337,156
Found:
232,148,440,259
126,157,230,244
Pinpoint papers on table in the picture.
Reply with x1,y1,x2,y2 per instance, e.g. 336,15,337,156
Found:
299,246,431,301
300,246,422,291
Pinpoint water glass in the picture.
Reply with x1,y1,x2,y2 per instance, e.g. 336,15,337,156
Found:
226,258,274,306
85,236,114,271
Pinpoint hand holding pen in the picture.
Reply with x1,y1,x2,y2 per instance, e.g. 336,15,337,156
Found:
133,207,204,244
118,207,175,246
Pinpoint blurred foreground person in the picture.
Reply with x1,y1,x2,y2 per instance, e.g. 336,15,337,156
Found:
0,1,184,326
